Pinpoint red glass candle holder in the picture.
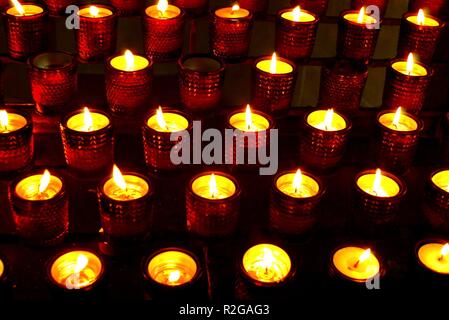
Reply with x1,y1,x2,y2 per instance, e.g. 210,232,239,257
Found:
382,59,432,114
397,12,443,64
173,0,208,17
186,172,241,238
210,7,254,61
43,0,78,16
270,169,325,235
105,53,153,115
290,0,328,16
275,7,319,62
142,108,192,170
110,0,145,16
317,60,368,114
351,0,389,17
97,172,154,245
422,169,449,232
376,110,423,174
409,0,449,19
239,0,269,16
337,9,380,63
60,109,114,173
2,2,48,60
142,4,185,62
178,54,225,111
299,109,352,171
252,55,297,113
0,109,33,174
9,170,68,246
353,169,406,228
76,4,118,62
28,51,77,115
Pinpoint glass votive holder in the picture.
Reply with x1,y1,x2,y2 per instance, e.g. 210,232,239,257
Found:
28,51,77,114
43,0,78,16
178,54,225,112
173,0,208,17
9,169,68,246
110,0,145,16
0,109,33,174
414,239,449,287
290,0,328,16
2,2,48,60
422,169,449,233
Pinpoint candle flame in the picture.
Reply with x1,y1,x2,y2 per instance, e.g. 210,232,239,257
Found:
113,165,127,191
292,6,301,22
0,110,8,130
232,4,240,12
359,248,371,263
74,254,88,274
357,7,365,24
392,107,402,128
39,169,51,194
168,270,181,283
406,53,415,75
323,108,334,131
292,169,302,194
270,52,278,74
209,173,218,199
417,9,425,25
245,104,253,130
157,0,168,15
83,107,93,132
156,106,168,130
441,243,449,259
11,0,25,15
124,50,135,71
371,168,387,197
89,5,99,17
261,247,275,271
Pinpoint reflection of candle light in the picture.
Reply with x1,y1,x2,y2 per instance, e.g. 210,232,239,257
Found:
209,173,218,199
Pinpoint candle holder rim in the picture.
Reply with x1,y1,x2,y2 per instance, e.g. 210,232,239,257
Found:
61,108,113,136
414,239,449,276
143,107,193,133
46,247,106,291
98,171,154,203
272,168,326,201
303,108,352,133
187,171,241,203
2,2,48,18
354,168,407,199
178,53,225,75
28,50,76,72
277,7,319,24
0,108,33,135
402,11,444,28
376,109,424,134
10,168,66,204
226,107,276,130
253,55,297,76
388,58,433,78
78,3,117,18
105,53,154,73
142,246,203,290
212,6,253,21
143,4,186,20
339,9,383,26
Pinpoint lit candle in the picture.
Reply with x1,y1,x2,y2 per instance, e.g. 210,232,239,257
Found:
229,104,270,132
417,242,449,275
378,107,418,132
392,52,427,76
0,110,27,133
145,0,181,19
15,169,62,201
146,249,199,286
192,173,236,200
343,7,377,24
276,169,319,198
281,5,315,22
356,168,400,198
78,5,113,18
146,107,189,132
306,108,347,132
49,250,104,290
110,50,149,72
102,165,149,201
6,0,43,16
407,9,439,26
332,247,380,282
241,244,292,284
256,52,294,75
431,170,449,193
215,3,250,19
66,107,110,132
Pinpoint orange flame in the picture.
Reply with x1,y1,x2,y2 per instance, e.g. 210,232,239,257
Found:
39,170,51,194
113,165,127,191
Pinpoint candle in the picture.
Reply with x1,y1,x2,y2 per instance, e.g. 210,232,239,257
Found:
376,108,422,173
142,107,191,170
98,165,153,245
229,105,270,132
0,110,26,133
357,169,400,197
300,109,351,170
178,54,225,111
383,53,432,114
61,108,114,172
407,9,439,26
241,244,292,285
211,4,253,61
106,50,153,114
275,6,319,61
252,53,297,112
338,8,380,62
417,242,449,275
76,4,117,61
10,169,68,245
29,51,77,114
186,172,241,237
332,247,380,282
143,0,185,62
145,249,199,287
423,169,449,232
270,169,325,234
49,250,104,290
2,0,48,60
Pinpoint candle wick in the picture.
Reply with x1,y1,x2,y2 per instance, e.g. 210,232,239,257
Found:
439,254,445,262
159,10,164,18
353,259,360,269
